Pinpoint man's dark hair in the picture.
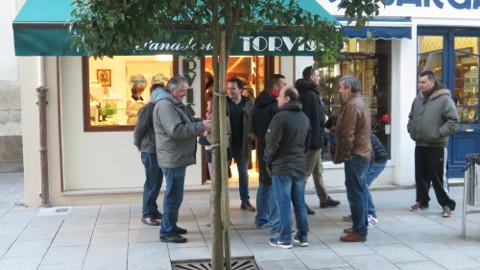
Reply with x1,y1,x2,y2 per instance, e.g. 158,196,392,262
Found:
325,116,337,129
284,86,299,101
339,75,361,93
419,70,436,81
227,77,245,90
302,66,314,80
268,74,286,89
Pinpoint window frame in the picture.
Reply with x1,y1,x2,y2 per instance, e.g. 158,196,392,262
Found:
82,56,179,132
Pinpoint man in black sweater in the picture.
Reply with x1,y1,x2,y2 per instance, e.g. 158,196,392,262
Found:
296,66,340,215
252,74,287,233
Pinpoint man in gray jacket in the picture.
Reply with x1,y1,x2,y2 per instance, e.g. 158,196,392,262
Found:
264,86,310,249
154,75,211,243
407,70,459,217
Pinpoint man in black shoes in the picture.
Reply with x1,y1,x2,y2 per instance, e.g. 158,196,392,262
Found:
295,66,340,214
252,74,286,233
154,75,211,243
226,77,256,212
407,70,458,218
265,86,310,249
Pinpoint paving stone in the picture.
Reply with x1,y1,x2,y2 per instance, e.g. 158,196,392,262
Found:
17,226,59,241
37,264,83,270
128,242,170,270
294,248,350,269
257,259,309,270
52,231,92,246
169,246,211,261
409,242,480,270
0,256,42,270
326,242,376,257
41,245,88,265
83,245,127,270
4,239,51,258
246,243,297,262
395,260,447,270
129,228,159,243
371,243,427,263
343,254,399,270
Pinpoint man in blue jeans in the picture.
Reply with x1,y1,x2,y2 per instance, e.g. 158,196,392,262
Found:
326,117,387,226
264,86,310,249
333,76,372,242
133,79,166,226
153,75,211,243
226,77,255,211
252,74,286,233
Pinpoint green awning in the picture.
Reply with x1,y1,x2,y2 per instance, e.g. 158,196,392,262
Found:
13,0,338,56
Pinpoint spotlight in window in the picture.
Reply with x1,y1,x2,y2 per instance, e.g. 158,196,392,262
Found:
155,55,173,61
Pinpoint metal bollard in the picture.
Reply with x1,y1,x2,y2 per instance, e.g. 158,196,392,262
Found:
462,154,480,238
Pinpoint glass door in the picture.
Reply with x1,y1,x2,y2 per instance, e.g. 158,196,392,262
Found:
454,37,479,126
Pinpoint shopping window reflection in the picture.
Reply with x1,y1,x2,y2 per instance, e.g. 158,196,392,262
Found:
85,56,174,130
316,39,392,161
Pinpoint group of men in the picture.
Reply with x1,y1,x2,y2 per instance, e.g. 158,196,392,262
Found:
133,66,459,246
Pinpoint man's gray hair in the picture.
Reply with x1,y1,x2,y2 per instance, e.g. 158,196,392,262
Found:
167,75,188,92
339,75,361,93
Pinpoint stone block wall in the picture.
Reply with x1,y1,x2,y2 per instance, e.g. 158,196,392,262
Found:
0,82,23,172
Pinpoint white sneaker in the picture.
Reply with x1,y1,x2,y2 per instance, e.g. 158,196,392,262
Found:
368,215,378,227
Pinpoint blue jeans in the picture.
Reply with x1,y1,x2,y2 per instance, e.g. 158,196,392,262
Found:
141,152,163,218
160,167,186,236
344,155,370,236
366,160,386,217
272,175,308,243
254,182,279,233
229,148,249,201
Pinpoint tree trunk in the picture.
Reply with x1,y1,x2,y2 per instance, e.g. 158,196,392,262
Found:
211,29,224,270
219,30,231,270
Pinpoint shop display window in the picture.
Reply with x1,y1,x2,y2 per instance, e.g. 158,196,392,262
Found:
83,56,176,131
316,39,392,161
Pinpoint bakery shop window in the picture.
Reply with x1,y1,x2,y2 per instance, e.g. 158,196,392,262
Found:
83,55,176,131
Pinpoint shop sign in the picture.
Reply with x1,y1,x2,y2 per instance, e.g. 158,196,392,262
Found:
323,0,480,19
134,35,319,55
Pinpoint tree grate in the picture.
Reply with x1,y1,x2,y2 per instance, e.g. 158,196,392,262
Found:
171,256,260,270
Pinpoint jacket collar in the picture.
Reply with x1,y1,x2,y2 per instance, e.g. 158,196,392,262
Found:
419,88,451,101
278,101,302,112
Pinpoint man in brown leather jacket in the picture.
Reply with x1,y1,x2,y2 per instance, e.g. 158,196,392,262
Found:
334,75,372,242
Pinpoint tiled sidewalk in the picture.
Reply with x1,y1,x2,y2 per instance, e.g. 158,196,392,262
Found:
1,172,480,270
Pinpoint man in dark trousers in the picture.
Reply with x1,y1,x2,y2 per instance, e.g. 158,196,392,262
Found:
407,70,458,217
334,75,372,242
133,77,167,226
227,77,255,211
296,66,340,215
265,86,310,249
252,74,287,233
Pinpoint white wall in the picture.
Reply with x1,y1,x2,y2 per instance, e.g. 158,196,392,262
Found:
1,0,18,81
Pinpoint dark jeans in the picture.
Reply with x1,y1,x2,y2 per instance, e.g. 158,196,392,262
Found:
344,155,370,236
254,182,279,233
414,146,456,209
141,152,163,218
229,147,249,201
160,167,186,236
365,160,386,217
272,175,308,243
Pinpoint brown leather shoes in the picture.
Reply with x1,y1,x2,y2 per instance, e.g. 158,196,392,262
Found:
343,227,353,233
340,232,366,242
141,217,160,226
306,204,315,215
241,200,256,212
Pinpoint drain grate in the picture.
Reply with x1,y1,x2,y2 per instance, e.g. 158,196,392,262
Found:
172,256,260,270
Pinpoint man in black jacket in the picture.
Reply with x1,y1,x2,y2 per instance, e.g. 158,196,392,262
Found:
265,86,310,249
252,74,286,233
296,66,340,214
